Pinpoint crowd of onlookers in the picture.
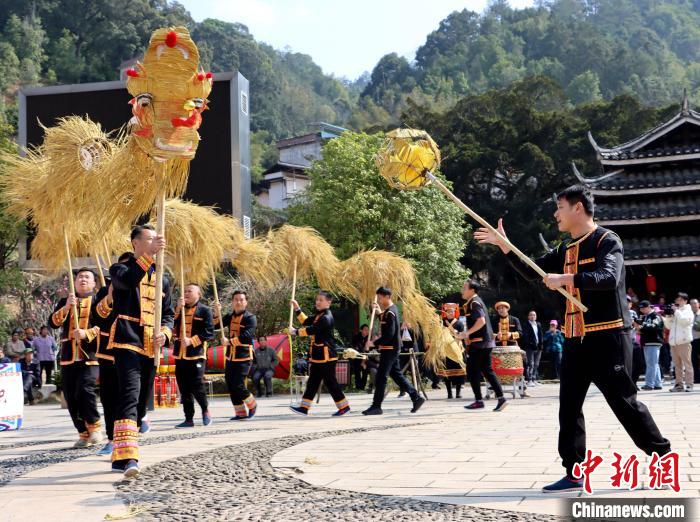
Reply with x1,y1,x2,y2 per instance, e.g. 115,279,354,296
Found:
1,326,58,404
628,290,699,392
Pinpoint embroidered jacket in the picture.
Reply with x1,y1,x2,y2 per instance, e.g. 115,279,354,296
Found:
296,308,336,363
507,226,630,338
491,314,523,347
108,252,174,357
219,310,256,362
94,284,116,363
49,294,99,366
173,300,214,360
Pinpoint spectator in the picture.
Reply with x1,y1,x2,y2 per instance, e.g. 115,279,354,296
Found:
350,324,369,390
251,336,278,397
628,297,645,386
23,327,36,349
543,320,564,379
627,288,639,306
364,349,380,394
4,329,26,362
521,310,543,385
691,298,700,385
20,348,40,404
0,347,10,363
32,325,57,387
638,300,664,391
662,292,694,392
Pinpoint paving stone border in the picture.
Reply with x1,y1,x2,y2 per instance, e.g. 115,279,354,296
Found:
115,426,560,522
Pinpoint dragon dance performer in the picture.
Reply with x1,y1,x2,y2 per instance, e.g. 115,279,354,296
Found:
108,225,174,477
49,268,102,449
173,283,214,427
475,184,671,493
289,291,350,416
363,287,425,415
216,290,258,420
459,280,508,412
439,303,467,399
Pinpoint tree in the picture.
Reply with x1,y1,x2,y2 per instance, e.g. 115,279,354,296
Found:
287,132,469,297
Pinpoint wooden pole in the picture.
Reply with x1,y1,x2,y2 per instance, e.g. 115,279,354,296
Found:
179,252,186,345
425,172,588,312
94,251,106,288
63,230,80,330
287,257,298,401
365,295,379,350
210,268,225,344
152,185,166,368
102,237,112,270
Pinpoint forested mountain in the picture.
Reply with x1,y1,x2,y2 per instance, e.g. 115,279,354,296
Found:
358,0,700,127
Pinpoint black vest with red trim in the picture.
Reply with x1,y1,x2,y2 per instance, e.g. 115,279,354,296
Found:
93,285,115,363
462,295,494,348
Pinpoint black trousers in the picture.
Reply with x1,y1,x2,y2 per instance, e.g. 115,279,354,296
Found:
559,331,671,476
372,349,417,407
467,347,504,400
692,338,700,384
62,362,100,434
350,359,368,390
252,368,274,395
98,359,118,441
302,360,346,404
175,359,209,421
114,349,156,424
225,360,252,405
39,360,54,387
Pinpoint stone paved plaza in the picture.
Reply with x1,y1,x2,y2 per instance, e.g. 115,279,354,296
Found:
1,383,699,521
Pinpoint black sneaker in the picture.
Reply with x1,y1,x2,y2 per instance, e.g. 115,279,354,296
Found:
397,391,406,398
465,400,484,410
175,420,194,428
493,398,508,412
640,385,653,390
289,406,309,416
362,406,383,415
653,386,663,390
410,397,425,413
542,475,583,493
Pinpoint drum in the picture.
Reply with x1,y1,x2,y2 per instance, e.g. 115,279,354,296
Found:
335,359,349,385
491,345,524,385
160,346,176,366
206,345,226,371
268,334,291,379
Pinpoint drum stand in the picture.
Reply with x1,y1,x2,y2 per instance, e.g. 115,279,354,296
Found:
399,349,429,400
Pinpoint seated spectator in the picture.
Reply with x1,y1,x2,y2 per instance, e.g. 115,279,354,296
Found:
4,329,26,362
32,325,57,387
252,336,279,397
0,347,10,364
20,348,40,404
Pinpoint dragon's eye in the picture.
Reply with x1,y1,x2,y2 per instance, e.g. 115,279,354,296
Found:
136,93,153,108
192,98,204,109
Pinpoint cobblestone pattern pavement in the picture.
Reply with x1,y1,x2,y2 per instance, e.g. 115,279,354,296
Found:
115,427,560,522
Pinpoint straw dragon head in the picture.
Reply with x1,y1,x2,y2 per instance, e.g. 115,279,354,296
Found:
125,27,213,162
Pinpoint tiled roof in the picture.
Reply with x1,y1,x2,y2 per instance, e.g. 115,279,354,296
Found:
596,194,700,221
593,167,700,190
597,145,700,161
624,235,700,261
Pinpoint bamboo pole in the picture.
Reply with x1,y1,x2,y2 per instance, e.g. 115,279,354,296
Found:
63,230,80,330
425,172,588,312
152,185,166,368
210,268,225,344
179,252,186,346
102,237,112,269
365,295,379,350
94,251,106,288
287,258,298,401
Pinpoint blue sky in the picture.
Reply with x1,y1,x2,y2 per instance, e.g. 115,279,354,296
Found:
178,0,535,80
